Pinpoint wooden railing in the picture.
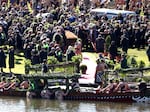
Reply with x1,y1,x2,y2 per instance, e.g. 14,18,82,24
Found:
28,62,77,76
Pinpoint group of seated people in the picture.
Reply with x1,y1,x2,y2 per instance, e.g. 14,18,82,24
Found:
100,78,131,93
0,76,29,91
70,78,131,93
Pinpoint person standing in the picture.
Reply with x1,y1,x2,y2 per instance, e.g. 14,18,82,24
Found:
95,58,107,90
0,47,6,73
31,49,40,65
109,41,118,61
0,26,6,46
95,35,106,53
146,38,150,61
41,59,48,75
8,46,15,73
120,33,129,53
134,26,141,50
78,25,88,50
66,46,75,61
39,48,47,63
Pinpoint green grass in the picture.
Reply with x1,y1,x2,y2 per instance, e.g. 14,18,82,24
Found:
2,48,150,75
127,49,149,66
3,53,25,74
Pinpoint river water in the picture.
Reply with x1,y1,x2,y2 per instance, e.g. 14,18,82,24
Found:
0,96,150,112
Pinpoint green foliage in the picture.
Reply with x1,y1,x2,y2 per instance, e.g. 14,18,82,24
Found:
138,60,146,68
119,72,127,78
114,63,121,71
71,55,82,64
142,77,150,82
135,77,150,83
106,59,114,69
47,56,58,65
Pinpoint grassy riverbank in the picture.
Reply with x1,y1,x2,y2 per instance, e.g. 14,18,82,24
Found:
2,48,150,75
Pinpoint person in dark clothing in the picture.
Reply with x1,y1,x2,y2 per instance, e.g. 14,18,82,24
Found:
66,46,75,61
48,47,55,56
95,35,106,53
140,25,146,49
8,35,15,47
15,30,23,50
0,47,6,72
8,46,15,73
24,44,32,60
31,49,40,65
0,26,6,46
109,41,118,61
114,26,122,47
109,29,116,42
127,24,134,48
39,48,47,63
55,47,63,62
52,29,65,50
134,27,141,50
125,0,130,10
41,59,48,75
120,54,128,69
78,25,88,49
117,13,124,23
120,34,129,53
146,39,150,61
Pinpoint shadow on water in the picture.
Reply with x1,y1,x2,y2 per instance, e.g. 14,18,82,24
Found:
0,96,150,112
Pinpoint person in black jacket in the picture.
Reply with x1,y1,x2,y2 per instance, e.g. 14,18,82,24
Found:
8,46,15,73
39,48,47,63
109,41,118,61
31,49,40,65
95,35,106,53
0,26,6,46
0,47,6,72
120,31,129,53
146,39,150,61
66,46,75,61
41,59,48,75
134,27,141,50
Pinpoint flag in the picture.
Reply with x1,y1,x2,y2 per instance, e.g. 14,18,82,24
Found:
27,2,33,13
140,0,144,16
7,0,10,8
140,5,144,16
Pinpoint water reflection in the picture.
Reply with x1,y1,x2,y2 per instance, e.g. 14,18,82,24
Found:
0,97,150,112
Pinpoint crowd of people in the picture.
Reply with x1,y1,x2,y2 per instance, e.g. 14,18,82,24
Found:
0,0,149,74
0,75,29,90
